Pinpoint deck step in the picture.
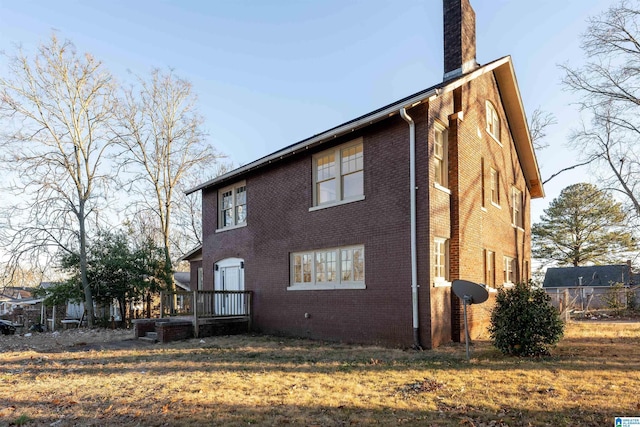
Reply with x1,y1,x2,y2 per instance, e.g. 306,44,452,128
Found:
139,331,158,343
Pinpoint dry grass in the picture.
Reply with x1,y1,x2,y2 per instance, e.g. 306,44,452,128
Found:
1,322,639,426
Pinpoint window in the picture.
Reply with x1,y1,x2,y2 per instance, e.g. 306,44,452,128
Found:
219,182,247,229
503,256,516,285
197,267,203,291
434,238,450,286
290,246,365,290
512,187,524,228
483,249,495,288
313,139,363,207
486,101,500,142
490,168,500,206
481,158,486,208
434,123,448,188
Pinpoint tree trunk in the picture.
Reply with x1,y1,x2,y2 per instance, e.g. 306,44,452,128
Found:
78,201,95,327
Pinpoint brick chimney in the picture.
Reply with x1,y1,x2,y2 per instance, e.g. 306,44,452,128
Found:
443,0,479,80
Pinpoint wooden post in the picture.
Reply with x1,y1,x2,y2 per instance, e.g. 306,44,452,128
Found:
193,290,199,338
159,292,164,319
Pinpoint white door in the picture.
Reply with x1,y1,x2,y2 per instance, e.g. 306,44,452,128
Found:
214,258,245,315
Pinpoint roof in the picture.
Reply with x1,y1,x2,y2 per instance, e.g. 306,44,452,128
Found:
187,56,543,199
543,265,637,288
179,245,202,262
174,272,191,291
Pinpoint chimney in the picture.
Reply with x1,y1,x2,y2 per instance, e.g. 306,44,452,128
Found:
443,0,479,80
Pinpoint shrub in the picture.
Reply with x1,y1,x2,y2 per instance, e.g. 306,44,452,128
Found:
490,281,564,357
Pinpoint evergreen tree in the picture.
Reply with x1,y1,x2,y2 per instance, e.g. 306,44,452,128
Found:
532,183,635,266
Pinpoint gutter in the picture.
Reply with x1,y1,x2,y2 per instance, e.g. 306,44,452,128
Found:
400,107,422,350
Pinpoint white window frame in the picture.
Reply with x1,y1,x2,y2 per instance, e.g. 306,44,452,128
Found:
310,138,364,210
217,181,247,231
433,237,450,287
484,249,495,288
490,168,500,207
511,187,524,229
503,256,516,286
289,245,365,290
434,122,449,190
486,100,501,143
197,267,203,291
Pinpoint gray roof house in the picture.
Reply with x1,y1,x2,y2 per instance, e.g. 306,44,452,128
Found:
543,263,637,288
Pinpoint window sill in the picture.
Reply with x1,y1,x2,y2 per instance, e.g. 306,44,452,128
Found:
433,280,451,288
491,202,501,209
215,223,247,233
487,131,503,147
481,206,487,212
511,224,525,232
503,282,515,289
434,183,451,195
288,283,366,291
309,195,365,212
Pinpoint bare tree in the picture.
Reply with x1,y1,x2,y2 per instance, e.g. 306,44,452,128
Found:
116,69,219,289
528,107,557,151
0,35,117,326
561,1,640,220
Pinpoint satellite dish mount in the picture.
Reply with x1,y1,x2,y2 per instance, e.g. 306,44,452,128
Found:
452,280,489,360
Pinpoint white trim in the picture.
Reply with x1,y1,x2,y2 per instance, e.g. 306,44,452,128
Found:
288,283,366,291
433,279,452,288
433,237,449,286
485,100,501,144
289,245,365,290
434,183,451,195
308,195,365,212
312,138,364,208
215,222,247,233
218,181,247,230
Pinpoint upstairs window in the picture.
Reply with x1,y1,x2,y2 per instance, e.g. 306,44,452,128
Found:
490,168,500,206
512,187,524,228
434,123,449,188
486,101,500,142
313,139,364,207
219,182,247,229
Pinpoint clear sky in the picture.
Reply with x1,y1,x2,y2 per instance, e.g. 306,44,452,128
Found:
0,0,613,222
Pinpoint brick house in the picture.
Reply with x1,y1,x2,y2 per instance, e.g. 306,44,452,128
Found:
186,0,544,348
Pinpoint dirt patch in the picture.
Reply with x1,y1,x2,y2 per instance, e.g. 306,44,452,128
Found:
0,328,141,353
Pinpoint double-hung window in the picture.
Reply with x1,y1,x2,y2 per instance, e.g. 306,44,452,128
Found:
483,249,495,288
219,182,247,229
486,101,501,142
434,123,448,188
490,168,500,206
290,246,365,290
433,237,450,286
313,139,363,207
512,187,524,228
503,256,516,285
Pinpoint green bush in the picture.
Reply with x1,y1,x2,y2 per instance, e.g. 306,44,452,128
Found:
490,281,564,357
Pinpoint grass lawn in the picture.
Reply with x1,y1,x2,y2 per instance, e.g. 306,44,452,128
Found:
1,321,639,426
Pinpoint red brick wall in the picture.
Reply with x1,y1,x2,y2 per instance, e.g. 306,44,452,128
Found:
199,72,533,348
202,114,432,348
448,72,532,342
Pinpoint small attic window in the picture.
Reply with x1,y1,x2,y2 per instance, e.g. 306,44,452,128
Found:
486,101,500,142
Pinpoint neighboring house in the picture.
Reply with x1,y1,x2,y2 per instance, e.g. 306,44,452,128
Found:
543,263,637,289
185,0,544,348
0,288,33,316
542,263,639,312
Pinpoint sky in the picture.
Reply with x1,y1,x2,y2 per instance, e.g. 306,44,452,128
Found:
0,0,615,223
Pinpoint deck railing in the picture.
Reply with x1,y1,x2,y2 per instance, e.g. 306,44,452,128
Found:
160,290,252,319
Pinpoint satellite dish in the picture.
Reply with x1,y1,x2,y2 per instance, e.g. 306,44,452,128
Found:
452,280,490,360
452,280,489,305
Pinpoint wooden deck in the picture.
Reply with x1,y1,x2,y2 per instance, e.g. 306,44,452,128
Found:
159,290,252,338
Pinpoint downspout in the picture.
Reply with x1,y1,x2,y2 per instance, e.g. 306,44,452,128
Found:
400,107,422,350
